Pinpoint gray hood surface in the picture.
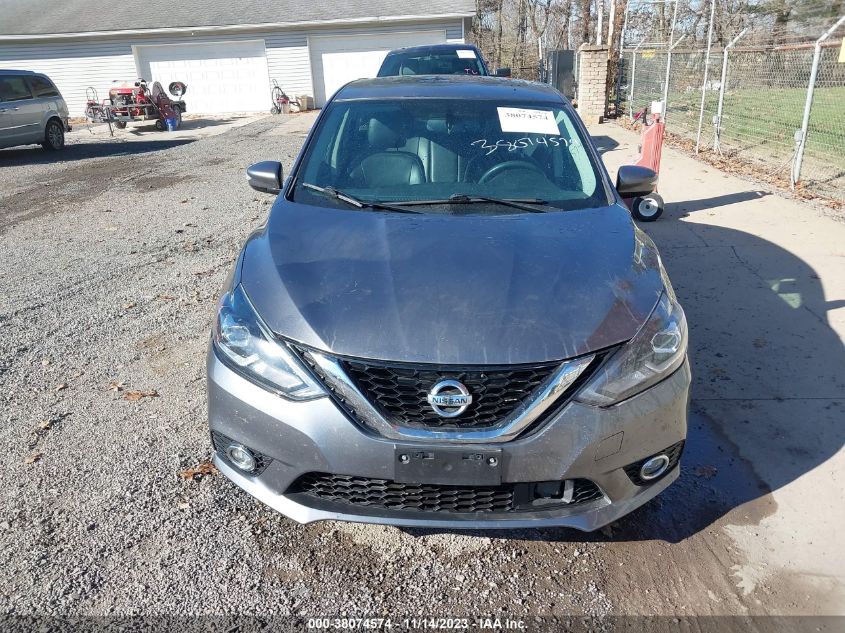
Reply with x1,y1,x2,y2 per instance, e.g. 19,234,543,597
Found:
240,202,664,365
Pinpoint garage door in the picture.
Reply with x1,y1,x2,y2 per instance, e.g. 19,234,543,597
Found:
135,40,270,114
310,30,447,106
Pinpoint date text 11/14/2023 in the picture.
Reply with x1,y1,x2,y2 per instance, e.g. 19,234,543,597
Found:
305,617,527,630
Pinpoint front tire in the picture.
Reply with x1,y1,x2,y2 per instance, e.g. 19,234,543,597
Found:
632,193,664,222
42,119,65,151
114,121,127,130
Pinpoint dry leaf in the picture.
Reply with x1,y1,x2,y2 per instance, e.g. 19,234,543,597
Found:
123,301,136,310
24,452,43,465
179,461,218,480
107,381,124,392
122,389,159,402
41,359,50,367
158,294,176,301
38,420,53,430
54,383,68,392
693,464,718,479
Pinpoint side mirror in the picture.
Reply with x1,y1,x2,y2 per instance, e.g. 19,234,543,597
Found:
616,165,658,198
494,67,511,78
247,161,283,194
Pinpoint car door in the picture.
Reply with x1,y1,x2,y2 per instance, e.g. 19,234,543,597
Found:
0,75,41,146
26,74,63,129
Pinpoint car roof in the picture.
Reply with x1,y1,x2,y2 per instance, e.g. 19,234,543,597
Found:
386,43,481,56
0,69,41,75
334,75,566,104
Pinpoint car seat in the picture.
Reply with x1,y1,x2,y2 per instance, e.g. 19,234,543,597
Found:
350,117,426,187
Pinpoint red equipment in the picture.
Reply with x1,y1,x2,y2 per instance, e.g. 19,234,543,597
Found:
270,79,299,115
86,79,187,134
624,103,666,222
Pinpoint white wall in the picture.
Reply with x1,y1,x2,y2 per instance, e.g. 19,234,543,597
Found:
0,20,465,116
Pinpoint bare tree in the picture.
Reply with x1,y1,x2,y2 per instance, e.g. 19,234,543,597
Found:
580,0,592,44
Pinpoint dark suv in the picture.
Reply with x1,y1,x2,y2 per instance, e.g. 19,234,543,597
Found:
377,44,494,77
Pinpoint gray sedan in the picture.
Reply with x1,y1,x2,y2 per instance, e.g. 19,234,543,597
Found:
207,76,689,531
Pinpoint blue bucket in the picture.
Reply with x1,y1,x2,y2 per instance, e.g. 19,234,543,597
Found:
165,116,177,132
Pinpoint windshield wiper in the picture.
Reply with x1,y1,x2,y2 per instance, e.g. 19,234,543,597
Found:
393,193,550,213
301,182,421,214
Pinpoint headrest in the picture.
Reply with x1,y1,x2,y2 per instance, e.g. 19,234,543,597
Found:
367,117,400,149
426,118,448,134
399,60,418,75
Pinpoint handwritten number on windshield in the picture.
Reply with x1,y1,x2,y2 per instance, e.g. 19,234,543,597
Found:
471,137,572,155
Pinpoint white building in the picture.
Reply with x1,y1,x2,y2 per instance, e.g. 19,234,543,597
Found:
0,0,474,114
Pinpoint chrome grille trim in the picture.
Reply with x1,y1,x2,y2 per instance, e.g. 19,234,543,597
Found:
304,350,595,444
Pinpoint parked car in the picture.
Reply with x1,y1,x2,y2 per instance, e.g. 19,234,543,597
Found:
0,70,70,151
377,44,509,77
208,76,689,531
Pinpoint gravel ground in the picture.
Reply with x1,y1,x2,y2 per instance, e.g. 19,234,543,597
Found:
0,116,836,623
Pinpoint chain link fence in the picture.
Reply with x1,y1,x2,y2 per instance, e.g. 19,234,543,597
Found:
615,31,845,201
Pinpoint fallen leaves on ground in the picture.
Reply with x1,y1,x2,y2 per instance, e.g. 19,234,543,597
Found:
107,381,124,392
54,383,68,392
157,293,176,301
122,301,136,310
24,452,43,465
122,389,159,402
179,461,218,481
693,464,718,479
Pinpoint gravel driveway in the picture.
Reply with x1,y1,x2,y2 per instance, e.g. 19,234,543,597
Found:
0,115,840,625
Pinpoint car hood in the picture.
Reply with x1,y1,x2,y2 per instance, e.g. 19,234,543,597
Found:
240,201,664,365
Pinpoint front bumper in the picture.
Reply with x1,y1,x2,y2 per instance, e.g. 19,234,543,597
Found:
207,346,690,531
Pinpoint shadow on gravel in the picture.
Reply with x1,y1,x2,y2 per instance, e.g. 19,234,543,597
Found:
0,139,195,166
402,218,845,545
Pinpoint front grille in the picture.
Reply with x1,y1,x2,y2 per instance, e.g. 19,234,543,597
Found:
287,472,604,515
339,358,562,430
624,440,685,486
211,430,273,475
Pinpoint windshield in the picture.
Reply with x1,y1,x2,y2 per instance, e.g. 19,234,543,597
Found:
291,99,609,213
378,49,487,77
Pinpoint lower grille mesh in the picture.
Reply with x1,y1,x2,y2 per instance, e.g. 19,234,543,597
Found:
288,472,604,515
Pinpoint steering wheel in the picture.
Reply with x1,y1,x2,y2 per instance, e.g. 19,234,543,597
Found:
478,160,543,184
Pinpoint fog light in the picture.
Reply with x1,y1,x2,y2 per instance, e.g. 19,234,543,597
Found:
225,443,257,472
639,454,670,481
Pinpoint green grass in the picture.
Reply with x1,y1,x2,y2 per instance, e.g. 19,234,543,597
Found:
659,86,845,191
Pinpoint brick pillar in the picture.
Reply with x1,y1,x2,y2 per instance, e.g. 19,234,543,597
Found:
577,44,609,125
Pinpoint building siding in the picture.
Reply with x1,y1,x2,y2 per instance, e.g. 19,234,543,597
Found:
0,20,464,116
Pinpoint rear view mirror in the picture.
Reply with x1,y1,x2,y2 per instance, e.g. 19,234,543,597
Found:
495,67,512,78
616,165,658,198
247,161,283,195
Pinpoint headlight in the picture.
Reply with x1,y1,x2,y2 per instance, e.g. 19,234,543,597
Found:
213,285,325,400
576,291,687,406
